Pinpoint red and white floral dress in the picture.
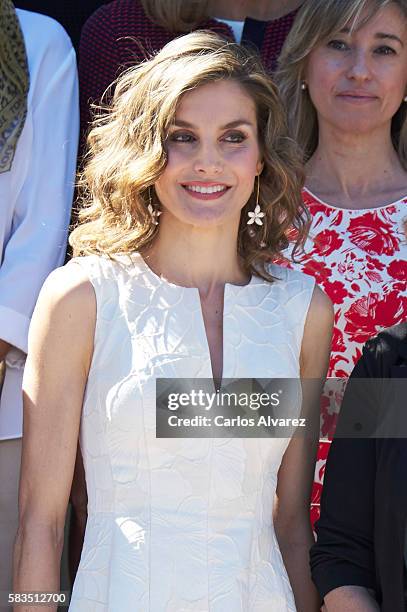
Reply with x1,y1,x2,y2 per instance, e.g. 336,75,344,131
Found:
283,188,407,524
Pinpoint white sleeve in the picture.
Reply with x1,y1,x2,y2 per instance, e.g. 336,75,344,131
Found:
0,19,79,355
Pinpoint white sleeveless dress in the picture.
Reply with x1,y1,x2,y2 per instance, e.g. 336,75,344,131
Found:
68,254,315,612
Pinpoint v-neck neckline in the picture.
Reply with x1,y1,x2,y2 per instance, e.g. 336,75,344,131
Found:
135,253,265,389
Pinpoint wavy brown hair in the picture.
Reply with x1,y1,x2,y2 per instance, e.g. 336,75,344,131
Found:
71,31,309,280
276,0,407,164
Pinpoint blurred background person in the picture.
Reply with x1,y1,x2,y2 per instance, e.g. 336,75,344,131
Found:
0,1,78,607
276,0,407,525
12,0,96,584
310,320,407,611
79,0,304,138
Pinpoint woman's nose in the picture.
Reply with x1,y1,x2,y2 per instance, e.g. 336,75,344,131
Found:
192,143,223,175
346,49,373,81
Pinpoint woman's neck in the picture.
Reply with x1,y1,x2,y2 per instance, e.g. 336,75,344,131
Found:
208,0,303,22
306,125,407,209
141,214,250,298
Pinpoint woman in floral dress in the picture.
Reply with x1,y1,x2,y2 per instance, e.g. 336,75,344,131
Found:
276,0,407,524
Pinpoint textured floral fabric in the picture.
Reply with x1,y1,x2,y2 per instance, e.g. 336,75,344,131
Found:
68,254,315,611
281,188,407,523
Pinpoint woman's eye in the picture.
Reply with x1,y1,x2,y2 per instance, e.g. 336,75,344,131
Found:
223,132,246,143
374,45,396,55
168,132,195,143
327,39,349,51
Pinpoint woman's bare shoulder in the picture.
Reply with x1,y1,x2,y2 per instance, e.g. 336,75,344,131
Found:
308,284,334,322
300,285,334,378
39,262,96,312
29,263,97,362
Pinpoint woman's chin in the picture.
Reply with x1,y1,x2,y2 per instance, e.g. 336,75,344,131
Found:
164,207,240,231
328,115,391,137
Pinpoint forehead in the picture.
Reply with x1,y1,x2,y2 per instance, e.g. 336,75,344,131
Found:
174,80,257,126
335,3,407,38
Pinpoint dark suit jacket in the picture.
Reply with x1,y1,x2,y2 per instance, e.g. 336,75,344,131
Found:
310,322,407,612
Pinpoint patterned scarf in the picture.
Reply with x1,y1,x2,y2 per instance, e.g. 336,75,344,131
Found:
0,0,29,173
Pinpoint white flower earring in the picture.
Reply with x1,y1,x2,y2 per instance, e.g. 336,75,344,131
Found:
148,188,162,225
301,81,307,91
247,175,264,226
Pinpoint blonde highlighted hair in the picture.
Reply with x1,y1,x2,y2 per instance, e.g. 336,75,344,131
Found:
140,0,208,32
276,0,407,164
71,31,309,280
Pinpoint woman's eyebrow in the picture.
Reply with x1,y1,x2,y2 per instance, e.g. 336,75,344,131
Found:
338,26,404,46
172,119,255,129
375,32,404,46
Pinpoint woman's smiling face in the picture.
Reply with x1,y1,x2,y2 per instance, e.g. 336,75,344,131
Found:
154,79,264,229
305,3,407,135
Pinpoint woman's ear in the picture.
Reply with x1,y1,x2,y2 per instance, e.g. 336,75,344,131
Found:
256,160,264,175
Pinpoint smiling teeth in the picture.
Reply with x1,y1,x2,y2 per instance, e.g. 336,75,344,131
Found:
186,185,227,194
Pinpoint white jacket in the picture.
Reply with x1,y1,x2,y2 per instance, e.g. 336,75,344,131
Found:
0,9,79,439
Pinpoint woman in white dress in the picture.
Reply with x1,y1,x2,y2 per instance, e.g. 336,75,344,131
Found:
14,32,333,611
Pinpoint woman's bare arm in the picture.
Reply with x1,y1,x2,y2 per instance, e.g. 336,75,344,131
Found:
13,264,95,612
324,586,379,611
274,285,334,612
